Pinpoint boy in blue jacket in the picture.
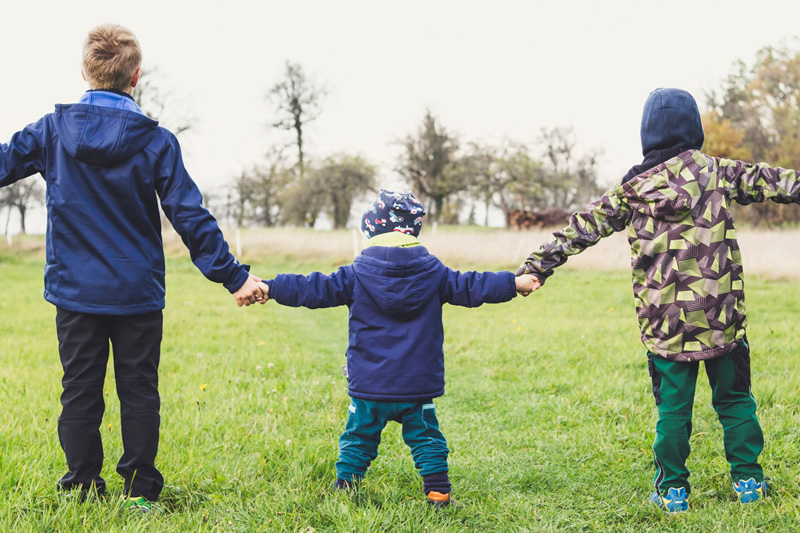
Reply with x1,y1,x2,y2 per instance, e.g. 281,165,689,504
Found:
0,24,265,510
263,190,538,507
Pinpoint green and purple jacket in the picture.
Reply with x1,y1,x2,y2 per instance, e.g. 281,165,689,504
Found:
517,149,800,361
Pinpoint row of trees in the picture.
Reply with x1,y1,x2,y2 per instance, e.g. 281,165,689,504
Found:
221,61,603,230
5,43,800,234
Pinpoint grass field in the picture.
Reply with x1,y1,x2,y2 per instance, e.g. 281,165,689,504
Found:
2,229,800,532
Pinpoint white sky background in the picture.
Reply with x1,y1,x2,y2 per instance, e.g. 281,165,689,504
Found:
2,0,800,233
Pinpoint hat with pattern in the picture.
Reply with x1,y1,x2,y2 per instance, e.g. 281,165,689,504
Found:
361,190,426,238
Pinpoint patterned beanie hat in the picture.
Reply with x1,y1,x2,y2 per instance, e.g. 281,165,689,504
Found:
361,189,426,238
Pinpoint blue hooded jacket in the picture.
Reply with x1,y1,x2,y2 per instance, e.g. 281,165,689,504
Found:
0,91,249,314
266,245,516,402
621,88,705,183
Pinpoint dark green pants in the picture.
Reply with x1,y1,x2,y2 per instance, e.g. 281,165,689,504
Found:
648,339,764,494
336,398,449,482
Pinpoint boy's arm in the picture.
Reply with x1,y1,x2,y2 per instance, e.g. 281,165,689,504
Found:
516,188,632,285
154,135,251,295
718,158,800,205
440,268,517,307
0,120,46,188
265,266,354,309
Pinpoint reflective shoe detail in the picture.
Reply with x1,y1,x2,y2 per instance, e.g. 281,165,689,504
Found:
649,487,688,512
427,491,451,508
126,496,152,513
734,478,767,504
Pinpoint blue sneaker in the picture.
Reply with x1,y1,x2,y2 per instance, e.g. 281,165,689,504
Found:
733,478,768,503
649,487,688,512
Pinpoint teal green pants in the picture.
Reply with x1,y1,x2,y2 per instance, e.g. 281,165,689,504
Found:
648,339,764,495
336,398,449,482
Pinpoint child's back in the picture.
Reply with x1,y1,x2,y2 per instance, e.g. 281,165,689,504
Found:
0,24,262,509
266,190,524,506
517,88,800,510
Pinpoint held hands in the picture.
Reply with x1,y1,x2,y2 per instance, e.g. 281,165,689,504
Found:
233,274,269,307
515,274,541,297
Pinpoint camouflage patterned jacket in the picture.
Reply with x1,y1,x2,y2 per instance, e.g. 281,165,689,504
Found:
517,149,800,361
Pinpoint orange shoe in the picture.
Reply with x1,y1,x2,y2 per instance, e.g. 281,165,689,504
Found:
427,491,451,508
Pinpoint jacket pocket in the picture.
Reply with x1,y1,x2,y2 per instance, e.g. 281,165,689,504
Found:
647,353,662,406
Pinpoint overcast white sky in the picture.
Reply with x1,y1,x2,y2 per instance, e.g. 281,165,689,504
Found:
3,0,800,233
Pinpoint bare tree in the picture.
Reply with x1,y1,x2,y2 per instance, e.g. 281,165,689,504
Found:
538,127,603,211
397,111,466,223
314,154,377,229
132,67,195,136
0,179,45,234
466,141,544,227
268,61,326,177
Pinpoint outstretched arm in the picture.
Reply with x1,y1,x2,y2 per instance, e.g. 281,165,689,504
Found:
718,157,800,206
267,266,354,309
517,187,632,285
0,120,45,188
440,269,517,307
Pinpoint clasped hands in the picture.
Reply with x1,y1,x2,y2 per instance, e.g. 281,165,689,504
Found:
232,274,270,307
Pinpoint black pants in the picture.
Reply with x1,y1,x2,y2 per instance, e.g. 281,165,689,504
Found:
55,308,164,500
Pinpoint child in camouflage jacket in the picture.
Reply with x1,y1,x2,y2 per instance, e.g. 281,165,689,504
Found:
517,88,800,511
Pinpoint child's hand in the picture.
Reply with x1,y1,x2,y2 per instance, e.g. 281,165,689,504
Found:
515,274,541,297
233,274,269,307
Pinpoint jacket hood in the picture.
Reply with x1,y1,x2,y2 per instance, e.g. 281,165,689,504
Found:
354,245,441,317
53,104,159,167
622,88,705,183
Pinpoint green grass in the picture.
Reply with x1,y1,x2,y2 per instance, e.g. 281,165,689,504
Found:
2,248,800,531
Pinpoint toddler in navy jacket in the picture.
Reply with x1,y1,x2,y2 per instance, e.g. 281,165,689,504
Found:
263,190,538,506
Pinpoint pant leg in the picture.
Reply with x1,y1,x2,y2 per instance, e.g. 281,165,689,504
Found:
400,401,450,482
704,339,764,483
109,311,164,501
55,309,110,495
649,353,699,494
335,398,388,482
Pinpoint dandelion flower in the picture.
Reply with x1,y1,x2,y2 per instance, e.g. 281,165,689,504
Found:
259,341,265,346
512,319,517,324
200,384,207,391
108,424,112,429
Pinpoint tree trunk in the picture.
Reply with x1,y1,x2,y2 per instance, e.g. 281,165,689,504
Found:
17,205,26,234
433,196,444,224
294,113,304,178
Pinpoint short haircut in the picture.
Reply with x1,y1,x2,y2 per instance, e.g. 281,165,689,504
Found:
82,24,142,91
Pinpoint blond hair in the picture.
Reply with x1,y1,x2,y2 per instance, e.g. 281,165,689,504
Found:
82,24,142,91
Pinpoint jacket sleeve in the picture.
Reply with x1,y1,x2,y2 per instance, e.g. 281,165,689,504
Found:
718,158,800,206
155,134,250,293
516,186,632,285
267,266,354,308
439,268,517,307
0,119,46,188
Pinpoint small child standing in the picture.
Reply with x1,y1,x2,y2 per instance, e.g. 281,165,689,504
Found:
516,88,800,512
0,24,264,510
263,190,538,506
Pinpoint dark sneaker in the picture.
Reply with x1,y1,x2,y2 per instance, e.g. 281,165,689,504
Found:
649,487,688,513
734,478,768,504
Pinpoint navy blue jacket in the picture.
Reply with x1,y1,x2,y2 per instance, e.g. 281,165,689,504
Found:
0,98,249,314
267,245,516,402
